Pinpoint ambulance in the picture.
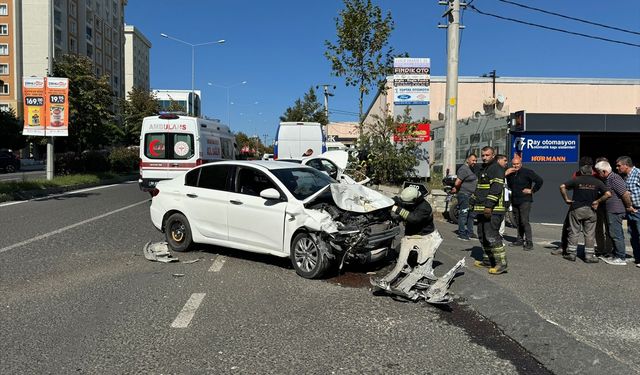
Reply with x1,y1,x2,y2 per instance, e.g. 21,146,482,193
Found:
139,113,236,191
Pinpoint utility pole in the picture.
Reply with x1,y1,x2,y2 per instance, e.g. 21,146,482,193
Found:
482,69,498,106
262,133,269,146
46,0,54,181
439,0,464,177
316,84,336,124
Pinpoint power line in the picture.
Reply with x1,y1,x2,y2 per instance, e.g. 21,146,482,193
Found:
495,0,640,36
469,5,640,48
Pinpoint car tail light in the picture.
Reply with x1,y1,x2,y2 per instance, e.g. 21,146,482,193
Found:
150,188,160,197
196,158,204,166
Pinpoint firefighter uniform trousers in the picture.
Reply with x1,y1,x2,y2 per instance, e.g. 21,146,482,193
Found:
477,213,506,268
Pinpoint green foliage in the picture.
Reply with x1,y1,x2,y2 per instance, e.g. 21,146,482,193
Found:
53,54,116,152
0,173,120,203
166,99,187,113
55,150,110,174
121,87,159,145
280,87,328,125
108,146,139,173
235,131,270,158
325,0,396,122
358,107,422,184
0,108,26,150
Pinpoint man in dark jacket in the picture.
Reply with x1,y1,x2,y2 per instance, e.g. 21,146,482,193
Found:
506,156,544,250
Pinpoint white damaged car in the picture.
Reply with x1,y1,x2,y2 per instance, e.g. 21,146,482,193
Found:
149,160,400,278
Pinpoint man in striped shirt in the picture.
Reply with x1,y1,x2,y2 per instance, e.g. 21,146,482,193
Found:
615,156,640,267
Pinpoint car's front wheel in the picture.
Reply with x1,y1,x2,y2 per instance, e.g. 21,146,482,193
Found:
290,232,330,279
5,164,16,173
164,213,193,252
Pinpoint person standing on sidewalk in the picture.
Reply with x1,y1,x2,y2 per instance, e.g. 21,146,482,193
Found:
615,156,640,267
595,160,633,266
506,155,544,250
452,154,478,241
559,163,611,263
472,147,508,274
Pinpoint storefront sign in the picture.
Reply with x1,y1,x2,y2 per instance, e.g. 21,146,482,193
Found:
22,77,69,137
393,58,430,105
393,123,431,143
513,134,578,163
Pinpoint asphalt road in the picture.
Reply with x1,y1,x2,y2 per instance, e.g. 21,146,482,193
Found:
0,182,549,374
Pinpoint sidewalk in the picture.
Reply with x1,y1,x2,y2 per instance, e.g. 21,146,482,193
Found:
433,218,639,375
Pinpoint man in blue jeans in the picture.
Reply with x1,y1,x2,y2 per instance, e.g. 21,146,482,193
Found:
615,156,640,267
452,154,478,241
595,160,633,265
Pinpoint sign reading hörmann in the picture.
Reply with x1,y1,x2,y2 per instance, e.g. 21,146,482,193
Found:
393,58,430,106
512,134,579,163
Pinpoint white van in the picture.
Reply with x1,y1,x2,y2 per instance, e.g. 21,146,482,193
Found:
274,122,326,159
139,114,236,191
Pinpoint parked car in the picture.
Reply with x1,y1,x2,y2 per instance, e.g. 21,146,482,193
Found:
0,150,20,173
149,160,400,279
280,150,370,185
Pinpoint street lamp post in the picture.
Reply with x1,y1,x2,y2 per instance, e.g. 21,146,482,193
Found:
160,33,225,116
208,81,247,125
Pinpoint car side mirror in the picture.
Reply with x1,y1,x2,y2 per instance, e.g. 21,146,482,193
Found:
260,188,281,200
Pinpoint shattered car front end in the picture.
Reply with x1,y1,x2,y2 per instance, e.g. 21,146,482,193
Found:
298,183,401,270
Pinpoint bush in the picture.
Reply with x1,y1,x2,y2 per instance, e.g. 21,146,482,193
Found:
82,150,110,173
109,146,139,173
55,150,110,174
55,152,83,175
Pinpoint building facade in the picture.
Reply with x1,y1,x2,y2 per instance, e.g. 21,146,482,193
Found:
0,0,22,113
123,24,150,96
19,0,127,113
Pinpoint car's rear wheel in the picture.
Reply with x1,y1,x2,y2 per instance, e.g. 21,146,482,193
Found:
5,164,16,173
164,213,193,252
290,232,330,279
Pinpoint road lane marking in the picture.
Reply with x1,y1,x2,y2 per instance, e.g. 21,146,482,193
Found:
171,293,206,328
208,255,227,272
0,181,139,207
0,200,148,254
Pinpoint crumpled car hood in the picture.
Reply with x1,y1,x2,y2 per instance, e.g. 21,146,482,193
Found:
329,183,395,213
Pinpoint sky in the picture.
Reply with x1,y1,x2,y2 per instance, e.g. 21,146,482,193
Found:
125,0,640,143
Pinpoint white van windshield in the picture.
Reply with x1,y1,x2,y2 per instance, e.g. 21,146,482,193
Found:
144,133,194,160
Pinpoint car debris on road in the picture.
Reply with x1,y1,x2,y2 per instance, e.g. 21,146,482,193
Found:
143,241,178,263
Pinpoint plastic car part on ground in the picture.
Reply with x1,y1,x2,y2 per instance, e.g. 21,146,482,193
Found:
143,241,179,263
370,231,466,304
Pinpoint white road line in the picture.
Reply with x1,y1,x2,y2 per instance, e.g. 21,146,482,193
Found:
208,256,227,272
0,200,148,254
0,181,138,207
171,293,206,328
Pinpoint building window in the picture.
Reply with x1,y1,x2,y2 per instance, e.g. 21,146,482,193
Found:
0,63,7,74
86,26,92,41
86,43,93,58
69,1,77,17
0,24,7,35
54,29,62,46
69,19,77,35
96,50,102,65
0,43,7,55
0,104,9,112
69,37,77,53
0,4,7,16
1,83,8,95
54,9,61,25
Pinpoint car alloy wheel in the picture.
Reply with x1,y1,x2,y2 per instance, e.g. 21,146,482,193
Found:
5,164,16,173
291,232,330,279
164,213,193,252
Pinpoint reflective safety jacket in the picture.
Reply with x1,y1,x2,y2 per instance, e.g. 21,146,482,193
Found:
473,160,506,213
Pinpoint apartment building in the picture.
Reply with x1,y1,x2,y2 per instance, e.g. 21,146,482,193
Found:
0,0,22,113
123,24,150,96
20,0,127,109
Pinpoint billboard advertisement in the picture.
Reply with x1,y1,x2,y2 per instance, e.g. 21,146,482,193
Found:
22,77,47,136
22,77,69,137
393,58,430,106
393,123,431,143
512,134,578,163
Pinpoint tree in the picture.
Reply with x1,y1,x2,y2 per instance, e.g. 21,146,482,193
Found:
121,87,159,145
280,87,328,125
325,0,395,124
0,109,26,151
358,106,420,184
166,99,186,113
53,54,118,151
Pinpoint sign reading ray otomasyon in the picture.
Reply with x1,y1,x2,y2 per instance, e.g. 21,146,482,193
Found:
0,200,148,254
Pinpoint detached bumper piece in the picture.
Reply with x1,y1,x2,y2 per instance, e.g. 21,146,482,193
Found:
370,231,465,304
143,241,178,263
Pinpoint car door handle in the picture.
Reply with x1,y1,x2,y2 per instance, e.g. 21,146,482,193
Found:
230,200,243,205
186,193,198,198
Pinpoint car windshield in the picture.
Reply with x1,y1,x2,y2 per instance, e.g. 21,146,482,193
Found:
271,167,335,200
